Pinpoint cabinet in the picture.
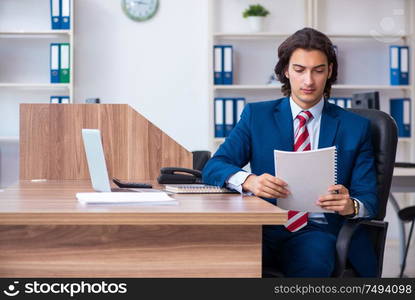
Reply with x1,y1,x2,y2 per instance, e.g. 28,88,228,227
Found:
208,0,415,163
0,0,74,137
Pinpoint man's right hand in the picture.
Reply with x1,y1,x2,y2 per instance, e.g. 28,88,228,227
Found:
242,173,290,199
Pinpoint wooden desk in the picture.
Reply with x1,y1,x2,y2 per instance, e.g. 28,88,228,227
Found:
0,180,286,278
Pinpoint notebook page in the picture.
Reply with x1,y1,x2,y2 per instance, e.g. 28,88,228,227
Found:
274,146,337,213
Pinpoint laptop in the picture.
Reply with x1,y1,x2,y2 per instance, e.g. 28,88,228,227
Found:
82,129,148,192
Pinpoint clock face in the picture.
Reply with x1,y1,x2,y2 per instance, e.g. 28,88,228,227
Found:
122,0,159,22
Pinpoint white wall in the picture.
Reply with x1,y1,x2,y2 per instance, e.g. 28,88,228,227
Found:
74,0,210,151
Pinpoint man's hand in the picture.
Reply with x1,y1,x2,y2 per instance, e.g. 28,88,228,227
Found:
316,184,354,215
242,173,289,199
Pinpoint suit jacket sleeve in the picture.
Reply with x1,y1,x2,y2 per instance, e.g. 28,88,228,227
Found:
202,104,252,187
348,119,378,219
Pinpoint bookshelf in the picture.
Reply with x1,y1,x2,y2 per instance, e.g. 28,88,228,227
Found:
0,0,74,138
208,0,415,163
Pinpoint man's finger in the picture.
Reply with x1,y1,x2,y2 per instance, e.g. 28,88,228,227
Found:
262,179,289,196
328,184,347,194
317,199,348,207
321,205,344,212
319,194,348,201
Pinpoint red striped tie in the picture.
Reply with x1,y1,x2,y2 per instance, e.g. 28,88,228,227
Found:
284,110,313,232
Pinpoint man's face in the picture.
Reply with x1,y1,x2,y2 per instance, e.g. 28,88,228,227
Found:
284,48,333,109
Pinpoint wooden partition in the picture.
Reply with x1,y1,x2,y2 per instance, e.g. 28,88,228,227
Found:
20,104,192,180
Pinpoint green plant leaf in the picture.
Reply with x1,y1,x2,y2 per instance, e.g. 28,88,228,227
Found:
242,4,270,18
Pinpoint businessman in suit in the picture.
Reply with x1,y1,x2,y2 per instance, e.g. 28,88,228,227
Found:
202,27,378,277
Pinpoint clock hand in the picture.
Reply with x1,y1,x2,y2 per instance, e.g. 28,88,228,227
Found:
132,0,148,5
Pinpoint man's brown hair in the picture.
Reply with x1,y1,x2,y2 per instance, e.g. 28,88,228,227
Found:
274,27,338,99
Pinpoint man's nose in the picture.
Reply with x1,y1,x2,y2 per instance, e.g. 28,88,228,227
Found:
303,71,314,86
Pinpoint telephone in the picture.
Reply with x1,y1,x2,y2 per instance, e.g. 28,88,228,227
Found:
157,167,202,184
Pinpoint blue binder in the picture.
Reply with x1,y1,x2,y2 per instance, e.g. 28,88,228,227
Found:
233,97,246,126
50,96,60,103
224,98,234,136
60,96,70,104
222,45,233,85
214,98,225,137
50,0,61,29
390,98,411,137
346,97,352,108
399,46,409,85
390,45,400,85
50,43,60,83
336,98,346,108
327,98,336,105
61,0,71,30
213,46,223,85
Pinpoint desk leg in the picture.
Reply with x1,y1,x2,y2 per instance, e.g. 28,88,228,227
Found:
0,225,262,277
389,193,406,267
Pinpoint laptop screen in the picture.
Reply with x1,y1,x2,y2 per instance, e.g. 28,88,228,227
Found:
81,129,112,192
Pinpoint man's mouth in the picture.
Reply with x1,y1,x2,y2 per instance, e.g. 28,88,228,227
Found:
301,88,315,94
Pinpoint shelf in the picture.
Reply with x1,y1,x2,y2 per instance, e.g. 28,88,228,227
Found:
327,33,408,39
0,136,19,142
213,32,409,40
214,84,281,90
214,84,411,91
214,32,290,39
0,30,71,38
215,137,412,143
0,83,71,89
332,84,412,90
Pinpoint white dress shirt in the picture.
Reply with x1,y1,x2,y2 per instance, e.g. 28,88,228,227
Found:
226,97,368,221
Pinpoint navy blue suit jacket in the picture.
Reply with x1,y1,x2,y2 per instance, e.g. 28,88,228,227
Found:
203,97,379,276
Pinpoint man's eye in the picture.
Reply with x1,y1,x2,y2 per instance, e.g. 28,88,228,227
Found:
315,69,324,73
294,69,304,73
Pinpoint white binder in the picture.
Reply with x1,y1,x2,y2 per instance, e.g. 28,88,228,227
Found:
61,0,71,29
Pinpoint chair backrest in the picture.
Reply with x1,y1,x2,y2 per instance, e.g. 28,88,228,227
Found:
347,109,398,220
192,151,212,171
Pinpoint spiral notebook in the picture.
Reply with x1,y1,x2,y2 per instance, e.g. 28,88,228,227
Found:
274,146,337,213
164,184,236,194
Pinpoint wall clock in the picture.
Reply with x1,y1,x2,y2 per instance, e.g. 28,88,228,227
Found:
121,0,159,22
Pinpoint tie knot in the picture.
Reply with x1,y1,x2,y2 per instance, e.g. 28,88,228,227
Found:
297,110,313,124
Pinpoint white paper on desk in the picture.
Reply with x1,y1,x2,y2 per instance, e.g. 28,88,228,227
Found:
76,192,177,205
274,146,337,213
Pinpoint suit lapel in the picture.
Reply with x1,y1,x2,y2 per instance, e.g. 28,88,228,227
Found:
318,101,340,148
273,97,294,151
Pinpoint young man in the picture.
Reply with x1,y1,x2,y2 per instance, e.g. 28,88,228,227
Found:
202,28,378,277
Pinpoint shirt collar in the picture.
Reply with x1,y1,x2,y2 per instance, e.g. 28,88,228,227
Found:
289,96,324,121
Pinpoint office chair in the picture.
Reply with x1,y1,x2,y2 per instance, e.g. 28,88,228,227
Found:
263,108,398,278
395,161,415,278
192,151,211,171
398,205,415,277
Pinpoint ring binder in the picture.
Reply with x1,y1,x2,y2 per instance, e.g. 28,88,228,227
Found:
274,146,337,212
334,147,338,185
164,184,237,194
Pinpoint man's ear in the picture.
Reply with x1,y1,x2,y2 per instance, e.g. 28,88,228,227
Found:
284,68,289,79
328,63,333,79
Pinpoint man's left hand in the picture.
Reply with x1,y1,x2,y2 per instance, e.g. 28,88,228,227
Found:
316,184,354,216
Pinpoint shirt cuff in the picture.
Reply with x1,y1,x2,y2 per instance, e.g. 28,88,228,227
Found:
351,198,368,219
226,171,253,195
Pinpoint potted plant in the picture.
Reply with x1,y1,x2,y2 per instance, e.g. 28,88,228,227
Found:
243,4,270,32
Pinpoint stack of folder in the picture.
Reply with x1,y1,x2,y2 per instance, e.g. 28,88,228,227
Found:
214,97,245,137
50,96,70,104
390,98,411,137
50,43,70,83
390,45,410,85
50,0,71,30
213,45,233,85
327,97,352,108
